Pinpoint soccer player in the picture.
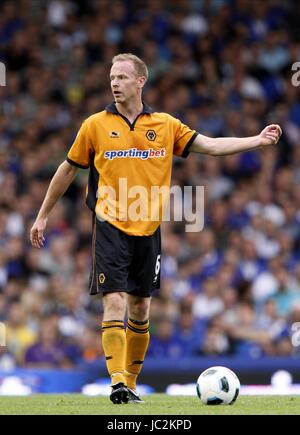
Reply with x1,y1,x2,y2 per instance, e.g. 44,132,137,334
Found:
30,53,281,404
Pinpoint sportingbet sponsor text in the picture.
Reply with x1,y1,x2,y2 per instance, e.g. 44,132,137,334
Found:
104,147,166,160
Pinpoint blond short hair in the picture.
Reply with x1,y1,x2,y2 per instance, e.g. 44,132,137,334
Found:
112,53,149,81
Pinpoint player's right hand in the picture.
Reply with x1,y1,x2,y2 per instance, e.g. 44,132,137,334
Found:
30,217,47,248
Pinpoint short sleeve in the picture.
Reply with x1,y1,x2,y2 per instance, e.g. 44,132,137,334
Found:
67,121,93,169
172,118,198,158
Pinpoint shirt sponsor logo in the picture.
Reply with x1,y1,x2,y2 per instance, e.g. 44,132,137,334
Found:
104,147,166,160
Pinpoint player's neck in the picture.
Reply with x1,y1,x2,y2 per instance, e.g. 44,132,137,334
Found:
116,99,143,123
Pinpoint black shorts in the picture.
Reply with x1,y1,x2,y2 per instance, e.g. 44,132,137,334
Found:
89,217,161,297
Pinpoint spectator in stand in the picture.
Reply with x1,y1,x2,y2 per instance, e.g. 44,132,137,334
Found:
25,315,80,368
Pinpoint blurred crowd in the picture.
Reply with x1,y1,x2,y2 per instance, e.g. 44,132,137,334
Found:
1,0,300,370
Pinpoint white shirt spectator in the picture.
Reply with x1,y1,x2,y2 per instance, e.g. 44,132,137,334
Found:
252,272,278,303
193,294,224,320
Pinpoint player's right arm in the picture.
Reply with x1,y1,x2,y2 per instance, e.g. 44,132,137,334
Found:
30,160,78,248
31,118,94,248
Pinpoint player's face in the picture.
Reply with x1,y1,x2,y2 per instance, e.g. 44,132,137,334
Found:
110,61,143,103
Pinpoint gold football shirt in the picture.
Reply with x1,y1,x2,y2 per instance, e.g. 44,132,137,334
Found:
67,103,198,236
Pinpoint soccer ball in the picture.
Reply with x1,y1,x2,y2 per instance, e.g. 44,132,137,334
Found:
196,366,240,405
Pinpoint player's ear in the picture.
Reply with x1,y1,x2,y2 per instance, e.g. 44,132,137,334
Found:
137,76,146,89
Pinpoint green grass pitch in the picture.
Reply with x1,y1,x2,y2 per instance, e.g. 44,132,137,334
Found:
0,394,300,415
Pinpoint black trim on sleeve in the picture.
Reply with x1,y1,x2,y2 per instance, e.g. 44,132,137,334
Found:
66,157,89,169
181,132,199,158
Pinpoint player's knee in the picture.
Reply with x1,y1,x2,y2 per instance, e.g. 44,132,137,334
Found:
129,298,150,320
103,292,126,317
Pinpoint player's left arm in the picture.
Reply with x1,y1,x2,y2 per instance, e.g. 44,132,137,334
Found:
189,124,282,156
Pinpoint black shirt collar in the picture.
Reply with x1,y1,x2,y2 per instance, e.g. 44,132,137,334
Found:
105,102,154,114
